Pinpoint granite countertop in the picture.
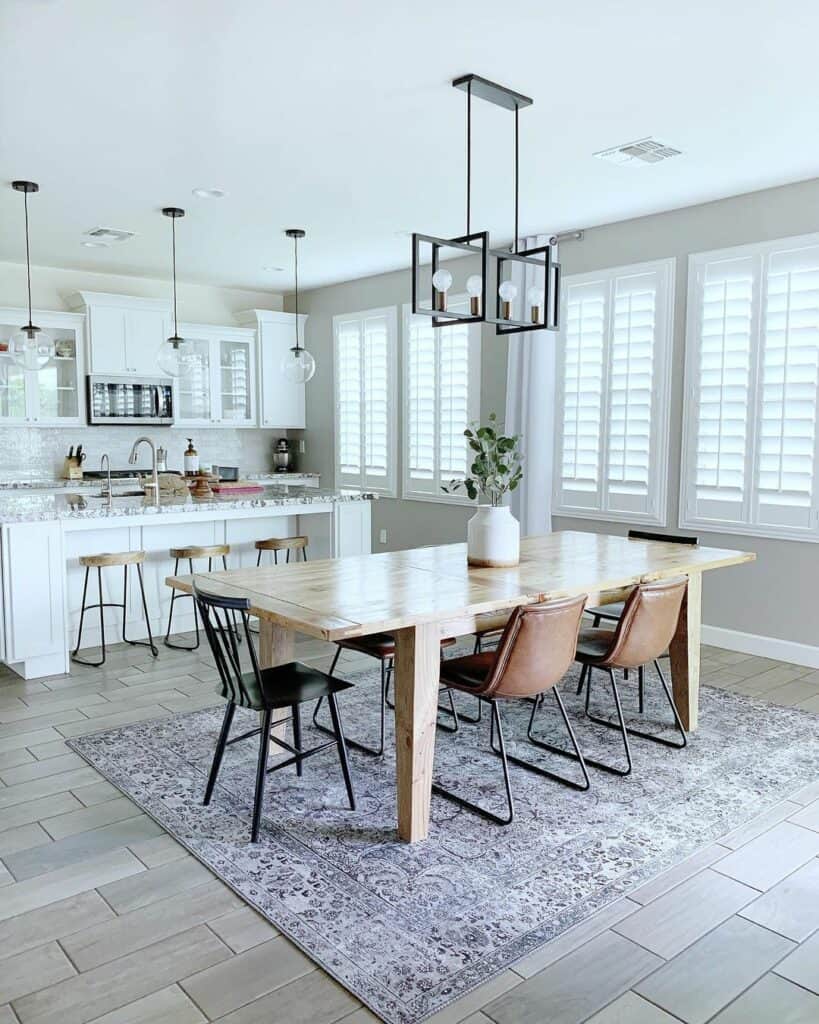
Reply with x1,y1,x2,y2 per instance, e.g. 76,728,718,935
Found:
0,472,319,491
0,485,375,524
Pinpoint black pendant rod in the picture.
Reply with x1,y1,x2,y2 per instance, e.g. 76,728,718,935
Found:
171,214,178,338
293,232,300,352
466,78,472,236
23,189,33,328
514,103,519,255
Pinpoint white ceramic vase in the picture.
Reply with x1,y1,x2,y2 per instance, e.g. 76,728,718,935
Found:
467,504,520,567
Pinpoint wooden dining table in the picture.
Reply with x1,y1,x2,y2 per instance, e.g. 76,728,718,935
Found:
167,530,754,843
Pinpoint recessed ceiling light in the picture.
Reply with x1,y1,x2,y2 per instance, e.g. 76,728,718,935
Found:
263,265,285,272
81,240,109,248
594,137,682,166
192,187,227,199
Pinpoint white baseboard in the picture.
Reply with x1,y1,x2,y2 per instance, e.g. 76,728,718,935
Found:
701,624,819,669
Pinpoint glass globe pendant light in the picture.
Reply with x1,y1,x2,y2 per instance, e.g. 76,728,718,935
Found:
156,207,197,378
280,229,316,384
9,181,55,371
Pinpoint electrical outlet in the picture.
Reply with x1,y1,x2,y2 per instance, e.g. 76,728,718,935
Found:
379,529,387,544
298,440,306,454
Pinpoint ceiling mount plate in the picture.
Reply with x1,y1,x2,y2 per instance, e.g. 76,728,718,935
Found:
285,228,306,239
162,207,185,218
12,180,39,194
452,74,532,110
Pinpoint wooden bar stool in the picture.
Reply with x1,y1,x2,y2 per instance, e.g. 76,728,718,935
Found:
255,535,308,566
165,544,232,651
71,551,157,668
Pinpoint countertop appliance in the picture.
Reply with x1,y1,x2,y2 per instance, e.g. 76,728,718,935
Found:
87,374,174,426
273,438,292,473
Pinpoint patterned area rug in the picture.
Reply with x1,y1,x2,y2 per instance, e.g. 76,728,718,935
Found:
70,656,819,1024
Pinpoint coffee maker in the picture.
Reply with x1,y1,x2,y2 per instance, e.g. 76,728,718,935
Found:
272,438,292,473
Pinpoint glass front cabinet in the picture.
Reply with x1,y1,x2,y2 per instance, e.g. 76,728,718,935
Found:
175,324,257,427
0,309,85,425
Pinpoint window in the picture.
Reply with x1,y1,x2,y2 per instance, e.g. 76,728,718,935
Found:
681,233,819,540
553,258,675,525
333,307,397,494
402,298,481,502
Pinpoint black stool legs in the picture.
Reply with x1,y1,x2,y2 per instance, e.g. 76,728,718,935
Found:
72,562,158,668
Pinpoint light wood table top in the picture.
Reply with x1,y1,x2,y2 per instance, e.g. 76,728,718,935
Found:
167,531,754,641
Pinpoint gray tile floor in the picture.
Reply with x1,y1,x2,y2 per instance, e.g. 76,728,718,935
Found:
1,638,818,1024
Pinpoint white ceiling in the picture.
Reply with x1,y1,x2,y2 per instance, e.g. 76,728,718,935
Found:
2,0,819,292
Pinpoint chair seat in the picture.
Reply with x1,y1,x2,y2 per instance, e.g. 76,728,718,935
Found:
170,544,230,559
255,535,308,551
440,651,496,693
80,550,145,568
337,632,456,659
575,627,617,663
224,660,354,711
586,601,625,622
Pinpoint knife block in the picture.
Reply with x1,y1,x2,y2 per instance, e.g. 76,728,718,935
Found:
62,457,84,480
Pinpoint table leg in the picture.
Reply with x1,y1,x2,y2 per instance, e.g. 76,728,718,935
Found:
258,620,295,757
669,571,702,731
393,622,440,842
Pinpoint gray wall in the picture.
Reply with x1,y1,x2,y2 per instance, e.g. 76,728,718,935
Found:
292,176,819,647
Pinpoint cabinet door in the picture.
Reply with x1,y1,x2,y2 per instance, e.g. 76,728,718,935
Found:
175,337,213,425
0,350,29,423
34,329,82,424
88,306,128,373
259,318,306,428
126,309,168,375
218,337,255,426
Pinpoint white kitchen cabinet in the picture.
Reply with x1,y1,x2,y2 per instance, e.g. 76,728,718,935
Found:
238,309,306,429
0,308,85,426
69,291,172,377
175,323,257,428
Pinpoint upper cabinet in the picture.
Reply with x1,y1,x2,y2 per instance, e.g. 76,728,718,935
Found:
238,310,306,429
68,292,172,377
0,309,85,426
175,324,257,428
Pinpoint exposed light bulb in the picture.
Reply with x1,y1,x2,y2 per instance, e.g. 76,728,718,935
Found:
498,280,518,301
9,328,55,371
432,269,453,292
466,275,482,297
281,346,316,384
527,285,545,323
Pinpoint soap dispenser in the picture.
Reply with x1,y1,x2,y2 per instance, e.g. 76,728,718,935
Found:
184,438,199,477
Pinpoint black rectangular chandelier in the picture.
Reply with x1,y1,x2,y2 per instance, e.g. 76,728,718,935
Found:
411,74,561,335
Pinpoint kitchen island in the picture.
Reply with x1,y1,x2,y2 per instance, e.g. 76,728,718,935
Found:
0,486,373,679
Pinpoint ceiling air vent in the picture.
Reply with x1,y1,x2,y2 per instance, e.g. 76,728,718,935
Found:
594,137,682,167
83,227,136,244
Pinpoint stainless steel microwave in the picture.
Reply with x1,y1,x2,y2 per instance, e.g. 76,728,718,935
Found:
87,375,174,425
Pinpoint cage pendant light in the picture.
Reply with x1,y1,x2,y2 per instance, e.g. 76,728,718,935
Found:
411,74,560,335
156,206,196,378
280,229,315,383
9,181,56,370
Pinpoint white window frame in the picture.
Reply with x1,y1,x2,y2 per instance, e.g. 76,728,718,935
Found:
553,257,675,527
680,232,819,542
333,306,398,496
401,297,482,505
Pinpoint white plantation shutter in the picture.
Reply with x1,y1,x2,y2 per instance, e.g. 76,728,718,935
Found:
333,307,397,494
683,235,819,539
403,299,480,500
554,259,674,523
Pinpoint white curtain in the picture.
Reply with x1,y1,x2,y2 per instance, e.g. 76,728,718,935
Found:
503,234,557,536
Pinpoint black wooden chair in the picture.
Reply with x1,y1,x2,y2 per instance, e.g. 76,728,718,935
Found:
194,583,356,842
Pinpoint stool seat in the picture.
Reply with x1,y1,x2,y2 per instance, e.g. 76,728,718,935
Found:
80,550,145,568
255,536,308,552
170,544,230,560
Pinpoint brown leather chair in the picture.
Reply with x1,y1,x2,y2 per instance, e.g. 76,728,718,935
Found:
312,632,459,757
565,577,688,777
432,595,589,825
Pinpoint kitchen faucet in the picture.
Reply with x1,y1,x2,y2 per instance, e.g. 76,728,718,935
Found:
100,453,113,509
128,436,160,507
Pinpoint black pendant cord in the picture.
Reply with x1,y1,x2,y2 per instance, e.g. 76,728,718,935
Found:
171,215,179,341
23,189,34,330
466,79,472,236
513,103,519,255
293,233,301,354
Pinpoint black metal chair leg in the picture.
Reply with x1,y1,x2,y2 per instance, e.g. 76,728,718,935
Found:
638,665,644,714
575,662,588,696
292,704,303,776
511,688,592,791
433,700,514,825
582,666,633,776
313,648,388,757
204,701,236,805
327,693,356,810
617,660,687,749
251,710,272,842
